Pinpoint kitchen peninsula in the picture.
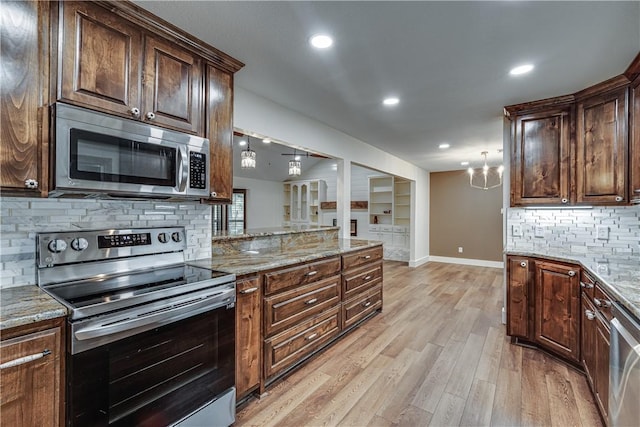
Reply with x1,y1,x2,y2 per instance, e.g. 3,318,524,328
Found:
190,225,384,400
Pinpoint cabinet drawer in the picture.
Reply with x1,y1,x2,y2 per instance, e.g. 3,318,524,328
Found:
264,307,340,379
342,246,383,271
594,285,614,323
264,256,341,295
342,285,382,330
264,275,341,337
580,270,596,299
342,263,382,299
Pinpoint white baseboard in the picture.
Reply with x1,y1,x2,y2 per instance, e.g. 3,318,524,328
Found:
409,255,429,268
428,256,504,269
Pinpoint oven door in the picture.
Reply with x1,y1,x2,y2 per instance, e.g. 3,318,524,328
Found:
67,304,235,426
53,103,209,199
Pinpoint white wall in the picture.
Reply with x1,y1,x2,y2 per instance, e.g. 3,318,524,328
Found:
233,176,283,228
234,86,430,266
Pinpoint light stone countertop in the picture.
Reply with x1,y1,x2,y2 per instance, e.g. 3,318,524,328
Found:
505,248,639,319
189,238,383,276
211,225,339,241
0,285,67,331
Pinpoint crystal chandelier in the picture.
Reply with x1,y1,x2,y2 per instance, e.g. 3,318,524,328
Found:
467,151,504,190
240,136,256,169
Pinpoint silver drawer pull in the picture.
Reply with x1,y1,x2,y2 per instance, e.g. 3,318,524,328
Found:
361,255,371,260
306,333,318,341
580,282,594,289
305,298,318,305
239,287,258,294
306,271,318,277
585,310,596,321
594,298,611,308
615,196,623,202
364,275,372,280
362,301,371,308
568,270,576,277
0,349,51,369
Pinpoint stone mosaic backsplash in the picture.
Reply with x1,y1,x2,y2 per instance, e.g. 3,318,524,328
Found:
0,197,212,288
507,206,640,258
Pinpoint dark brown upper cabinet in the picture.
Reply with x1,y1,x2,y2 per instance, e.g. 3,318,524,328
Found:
511,106,572,206
59,1,203,135
575,87,628,205
630,75,640,203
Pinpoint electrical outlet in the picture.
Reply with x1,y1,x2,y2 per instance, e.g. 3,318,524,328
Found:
512,225,523,237
458,247,463,253
534,226,544,238
597,225,609,240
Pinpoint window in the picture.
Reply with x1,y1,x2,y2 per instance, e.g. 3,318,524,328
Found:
212,189,247,233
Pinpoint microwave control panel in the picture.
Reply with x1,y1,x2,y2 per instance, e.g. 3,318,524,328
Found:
189,152,207,189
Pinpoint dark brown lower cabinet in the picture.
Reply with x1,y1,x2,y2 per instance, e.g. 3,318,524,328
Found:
594,315,610,420
235,275,262,399
506,257,532,339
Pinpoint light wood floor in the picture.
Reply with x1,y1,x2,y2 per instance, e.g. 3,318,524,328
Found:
236,261,602,427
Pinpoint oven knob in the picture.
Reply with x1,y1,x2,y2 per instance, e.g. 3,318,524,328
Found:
171,232,182,242
48,239,68,253
158,233,169,243
71,238,89,251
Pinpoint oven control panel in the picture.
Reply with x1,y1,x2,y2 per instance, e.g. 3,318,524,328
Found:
37,227,186,268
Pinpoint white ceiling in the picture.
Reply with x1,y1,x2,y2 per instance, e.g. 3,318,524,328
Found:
137,1,640,172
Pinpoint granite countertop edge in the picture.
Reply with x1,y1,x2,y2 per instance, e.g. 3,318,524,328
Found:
0,286,68,332
211,226,340,242
504,249,639,320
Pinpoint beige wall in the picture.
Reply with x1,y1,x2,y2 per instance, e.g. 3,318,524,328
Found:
430,170,503,261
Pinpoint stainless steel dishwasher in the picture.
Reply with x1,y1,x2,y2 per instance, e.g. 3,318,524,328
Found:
609,302,640,426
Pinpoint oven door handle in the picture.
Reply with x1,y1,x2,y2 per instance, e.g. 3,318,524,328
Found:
74,288,234,341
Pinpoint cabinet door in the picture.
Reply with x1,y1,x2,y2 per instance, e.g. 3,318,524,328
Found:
1,0,48,194
206,64,233,202
506,257,531,339
594,316,610,419
142,36,203,135
235,276,262,398
59,1,142,118
0,327,62,427
630,76,640,202
511,107,571,206
581,294,597,388
534,261,580,362
576,88,628,204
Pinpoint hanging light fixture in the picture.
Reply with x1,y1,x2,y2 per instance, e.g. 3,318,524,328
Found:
240,136,256,169
288,149,301,176
467,151,504,190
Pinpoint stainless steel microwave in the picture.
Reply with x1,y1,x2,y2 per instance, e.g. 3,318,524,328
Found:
52,103,210,200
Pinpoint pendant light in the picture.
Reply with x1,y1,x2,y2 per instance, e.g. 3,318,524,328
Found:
240,136,256,169
288,149,301,177
467,151,504,190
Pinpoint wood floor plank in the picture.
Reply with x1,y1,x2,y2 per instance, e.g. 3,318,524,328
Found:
235,261,603,427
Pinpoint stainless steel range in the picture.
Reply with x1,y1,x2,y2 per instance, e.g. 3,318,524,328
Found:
36,227,236,427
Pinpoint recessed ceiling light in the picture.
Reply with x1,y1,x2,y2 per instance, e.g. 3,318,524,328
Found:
383,97,399,106
238,139,247,146
509,64,534,76
461,161,469,166
262,138,271,144
439,143,450,149
310,34,333,49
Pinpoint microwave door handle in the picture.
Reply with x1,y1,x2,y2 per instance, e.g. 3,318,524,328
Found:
177,146,188,192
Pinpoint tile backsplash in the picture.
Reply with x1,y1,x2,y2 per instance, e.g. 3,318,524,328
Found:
507,206,640,257
0,197,212,288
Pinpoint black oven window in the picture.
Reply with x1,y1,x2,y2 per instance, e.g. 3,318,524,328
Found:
70,129,176,186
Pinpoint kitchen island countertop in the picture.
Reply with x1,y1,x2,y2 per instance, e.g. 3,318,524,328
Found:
505,248,639,319
190,238,383,275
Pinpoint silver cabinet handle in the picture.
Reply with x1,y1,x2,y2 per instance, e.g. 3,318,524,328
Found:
585,310,596,321
594,298,611,308
305,298,318,305
306,271,318,277
361,255,372,259
561,198,568,204
0,349,51,369
145,111,156,120
594,298,602,307
615,196,623,202
580,282,594,289
24,179,38,189
362,301,371,308
239,287,258,294
129,107,140,118
520,261,527,268
305,333,318,341
364,275,372,280
568,270,576,277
